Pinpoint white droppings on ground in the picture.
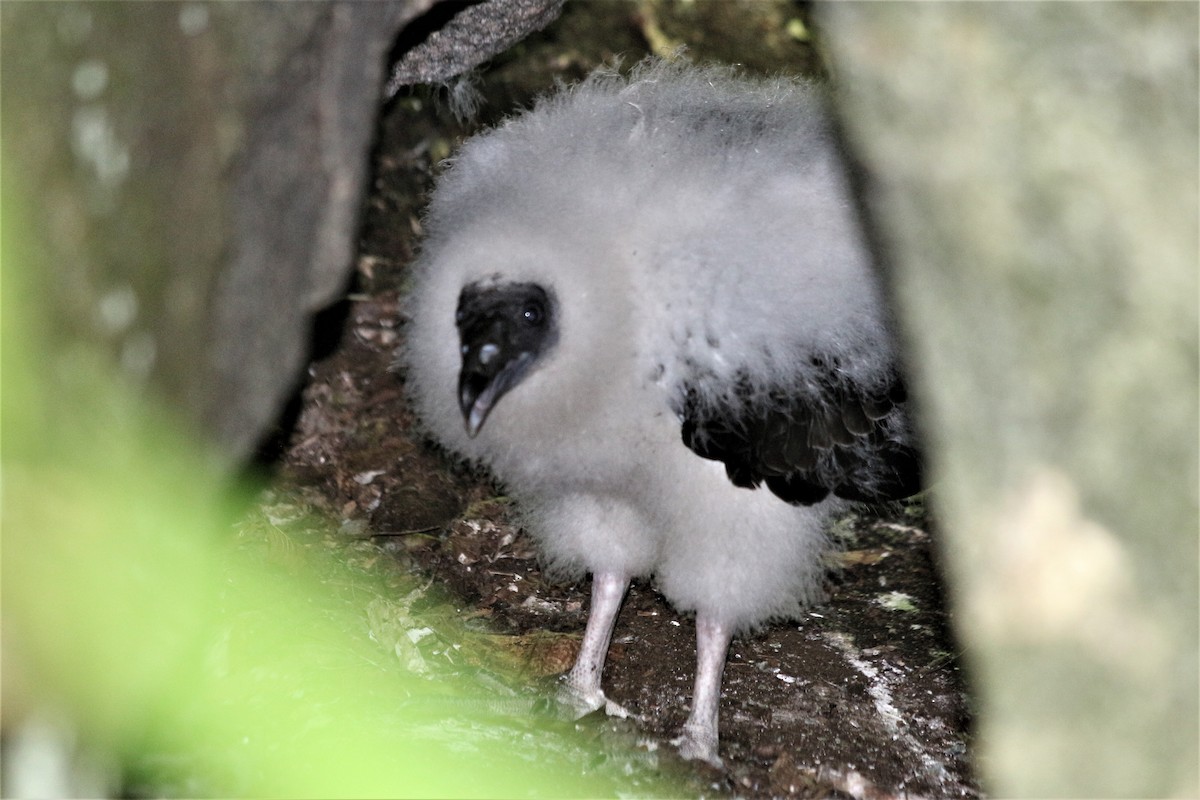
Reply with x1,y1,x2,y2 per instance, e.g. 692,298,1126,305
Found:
824,631,953,788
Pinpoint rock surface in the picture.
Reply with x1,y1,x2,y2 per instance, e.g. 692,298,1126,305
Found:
819,4,1199,796
1,0,563,462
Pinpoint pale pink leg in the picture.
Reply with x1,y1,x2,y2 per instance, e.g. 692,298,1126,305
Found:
674,614,733,767
560,571,632,718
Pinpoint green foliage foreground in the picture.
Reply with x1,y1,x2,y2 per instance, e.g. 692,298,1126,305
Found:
1,171,682,798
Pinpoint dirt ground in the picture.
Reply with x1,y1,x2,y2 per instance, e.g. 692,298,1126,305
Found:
268,3,982,797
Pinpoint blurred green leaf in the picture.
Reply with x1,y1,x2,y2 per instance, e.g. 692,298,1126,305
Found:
2,147,682,798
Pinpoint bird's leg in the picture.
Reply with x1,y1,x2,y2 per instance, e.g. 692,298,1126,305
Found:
674,614,733,768
558,570,633,719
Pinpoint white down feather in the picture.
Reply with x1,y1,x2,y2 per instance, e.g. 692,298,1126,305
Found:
402,60,898,632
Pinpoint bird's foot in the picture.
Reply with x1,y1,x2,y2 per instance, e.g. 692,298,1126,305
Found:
555,679,634,720
672,723,724,769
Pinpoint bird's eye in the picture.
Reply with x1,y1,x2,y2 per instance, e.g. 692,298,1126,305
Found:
521,301,544,326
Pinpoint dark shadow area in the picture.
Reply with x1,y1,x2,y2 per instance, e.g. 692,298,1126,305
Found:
250,292,356,470
386,1,485,68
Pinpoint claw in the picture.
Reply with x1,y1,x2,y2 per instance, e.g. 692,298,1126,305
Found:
604,697,633,719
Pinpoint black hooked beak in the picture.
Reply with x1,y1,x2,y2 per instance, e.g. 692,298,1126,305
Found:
458,326,536,438
455,281,556,438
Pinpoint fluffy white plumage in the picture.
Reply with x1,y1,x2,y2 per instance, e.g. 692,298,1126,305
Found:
401,60,919,765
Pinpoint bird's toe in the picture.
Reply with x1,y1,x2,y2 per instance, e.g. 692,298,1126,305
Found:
673,723,724,769
603,696,634,719
555,679,636,721
556,681,604,719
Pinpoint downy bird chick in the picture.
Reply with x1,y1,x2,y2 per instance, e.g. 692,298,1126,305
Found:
401,60,921,766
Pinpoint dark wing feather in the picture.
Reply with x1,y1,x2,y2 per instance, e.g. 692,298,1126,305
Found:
679,369,921,506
